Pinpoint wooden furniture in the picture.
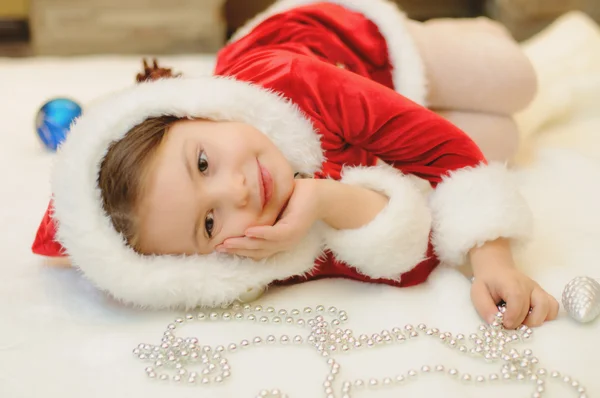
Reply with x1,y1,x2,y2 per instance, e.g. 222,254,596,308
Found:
29,0,227,55
0,0,28,19
486,0,600,40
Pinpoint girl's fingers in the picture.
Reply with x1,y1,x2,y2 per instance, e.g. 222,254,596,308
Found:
503,289,530,329
244,226,273,239
524,288,549,327
471,281,499,324
246,221,294,241
222,237,268,251
546,295,560,321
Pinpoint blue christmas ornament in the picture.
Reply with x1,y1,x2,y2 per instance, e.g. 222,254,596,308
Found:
35,98,82,151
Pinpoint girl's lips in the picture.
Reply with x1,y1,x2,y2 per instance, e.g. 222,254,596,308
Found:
258,160,273,210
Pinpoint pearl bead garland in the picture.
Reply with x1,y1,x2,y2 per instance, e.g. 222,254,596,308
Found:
133,304,587,398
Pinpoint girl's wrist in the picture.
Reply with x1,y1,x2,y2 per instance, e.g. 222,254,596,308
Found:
313,179,338,224
469,238,516,276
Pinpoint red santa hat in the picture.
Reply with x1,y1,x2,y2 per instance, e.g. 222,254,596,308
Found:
36,64,335,309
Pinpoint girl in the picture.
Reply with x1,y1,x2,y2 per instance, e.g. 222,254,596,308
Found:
33,0,558,329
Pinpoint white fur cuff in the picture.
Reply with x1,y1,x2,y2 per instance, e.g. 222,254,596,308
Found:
322,166,432,280
429,162,533,267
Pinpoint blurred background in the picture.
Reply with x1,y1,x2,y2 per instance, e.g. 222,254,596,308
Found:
1,0,599,57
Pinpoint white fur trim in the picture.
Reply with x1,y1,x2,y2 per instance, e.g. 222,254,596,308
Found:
229,0,427,105
51,76,326,309
322,166,432,280
429,163,533,267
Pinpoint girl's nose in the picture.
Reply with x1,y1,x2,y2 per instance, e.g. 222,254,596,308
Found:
228,172,249,208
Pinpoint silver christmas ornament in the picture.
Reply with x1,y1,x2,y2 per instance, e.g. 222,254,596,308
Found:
562,276,600,323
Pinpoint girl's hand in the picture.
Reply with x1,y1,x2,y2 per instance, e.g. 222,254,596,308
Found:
216,179,322,260
469,239,559,329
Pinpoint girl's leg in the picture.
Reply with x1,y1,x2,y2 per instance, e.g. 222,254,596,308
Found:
436,110,520,162
406,18,538,115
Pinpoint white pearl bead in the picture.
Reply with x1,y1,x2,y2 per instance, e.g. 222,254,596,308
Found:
537,369,547,376
537,385,545,393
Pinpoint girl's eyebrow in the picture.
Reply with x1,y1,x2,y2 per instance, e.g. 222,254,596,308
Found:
183,139,194,183
183,140,201,251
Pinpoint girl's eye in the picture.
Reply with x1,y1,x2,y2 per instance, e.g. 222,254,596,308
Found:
198,151,209,173
205,211,214,238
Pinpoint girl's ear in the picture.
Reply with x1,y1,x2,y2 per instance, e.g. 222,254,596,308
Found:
135,58,182,83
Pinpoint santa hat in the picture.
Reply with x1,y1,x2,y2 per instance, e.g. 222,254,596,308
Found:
34,60,329,309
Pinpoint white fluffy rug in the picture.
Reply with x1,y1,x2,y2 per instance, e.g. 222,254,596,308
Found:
1,12,600,398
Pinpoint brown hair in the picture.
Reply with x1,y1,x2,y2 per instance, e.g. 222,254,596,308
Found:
98,115,180,251
97,59,182,251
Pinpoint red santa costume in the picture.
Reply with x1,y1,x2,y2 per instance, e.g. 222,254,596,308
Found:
32,0,532,309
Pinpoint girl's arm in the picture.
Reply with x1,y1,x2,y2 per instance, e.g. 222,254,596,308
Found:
316,178,389,231
282,57,557,327
284,56,532,269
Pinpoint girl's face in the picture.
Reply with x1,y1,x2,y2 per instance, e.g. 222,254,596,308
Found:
137,119,295,255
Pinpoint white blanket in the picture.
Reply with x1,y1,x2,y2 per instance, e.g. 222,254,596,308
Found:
1,12,599,398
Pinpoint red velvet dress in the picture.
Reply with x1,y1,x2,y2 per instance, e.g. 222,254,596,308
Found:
213,3,486,288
